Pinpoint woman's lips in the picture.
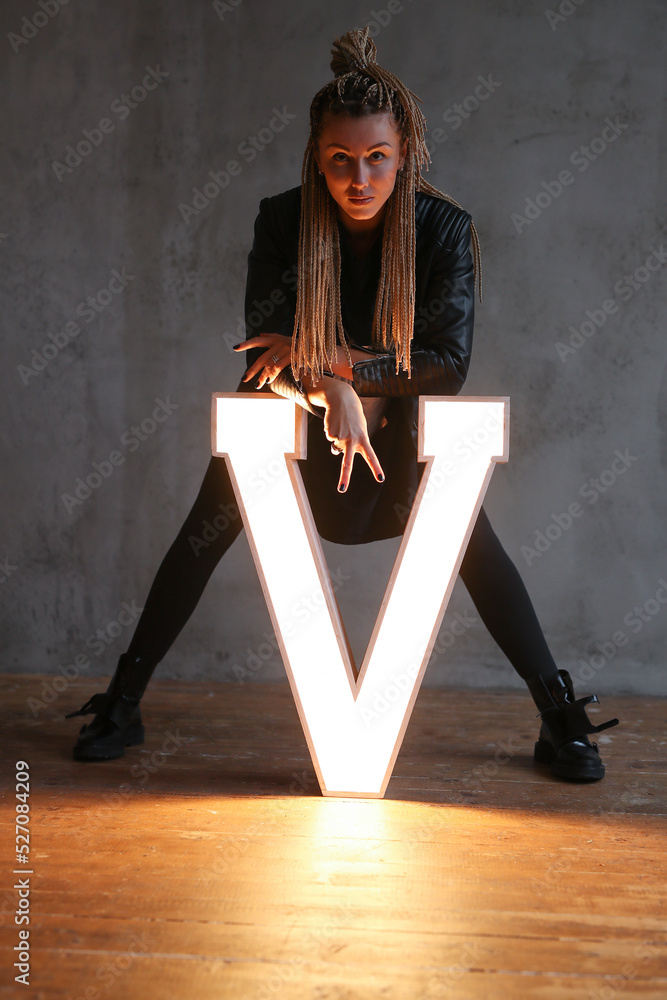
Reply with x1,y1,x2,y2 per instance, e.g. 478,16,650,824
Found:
348,196,373,205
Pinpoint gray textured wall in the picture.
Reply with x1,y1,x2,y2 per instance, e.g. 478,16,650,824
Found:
2,0,665,700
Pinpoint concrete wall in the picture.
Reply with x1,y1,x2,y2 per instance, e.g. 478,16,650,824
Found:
2,0,665,699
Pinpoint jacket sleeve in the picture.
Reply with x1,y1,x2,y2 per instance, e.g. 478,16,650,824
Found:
350,214,474,397
240,195,321,416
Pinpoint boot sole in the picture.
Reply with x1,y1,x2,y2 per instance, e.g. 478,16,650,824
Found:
534,739,605,782
72,723,145,761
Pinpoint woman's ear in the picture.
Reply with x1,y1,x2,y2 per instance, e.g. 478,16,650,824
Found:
398,139,408,171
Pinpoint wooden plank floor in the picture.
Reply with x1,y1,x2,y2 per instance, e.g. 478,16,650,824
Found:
1,673,665,999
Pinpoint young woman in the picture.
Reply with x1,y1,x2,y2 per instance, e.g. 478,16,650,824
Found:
66,28,618,781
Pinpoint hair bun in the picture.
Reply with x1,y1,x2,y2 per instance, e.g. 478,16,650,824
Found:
330,27,378,77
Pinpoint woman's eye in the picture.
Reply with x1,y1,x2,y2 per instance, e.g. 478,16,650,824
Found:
329,151,386,164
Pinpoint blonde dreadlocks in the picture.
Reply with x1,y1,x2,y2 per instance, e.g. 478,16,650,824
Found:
292,26,482,384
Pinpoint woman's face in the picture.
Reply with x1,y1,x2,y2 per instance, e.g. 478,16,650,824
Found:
314,110,407,232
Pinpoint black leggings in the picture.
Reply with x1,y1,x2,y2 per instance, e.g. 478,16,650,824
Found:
126,456,559,685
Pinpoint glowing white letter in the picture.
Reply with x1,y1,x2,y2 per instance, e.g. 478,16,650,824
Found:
213,394,509,798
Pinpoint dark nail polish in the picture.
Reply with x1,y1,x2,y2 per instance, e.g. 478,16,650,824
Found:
378,474,385,482
338,484,347,493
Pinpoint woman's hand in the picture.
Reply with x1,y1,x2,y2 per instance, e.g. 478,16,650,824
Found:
234,333,293,389
305,378,385,493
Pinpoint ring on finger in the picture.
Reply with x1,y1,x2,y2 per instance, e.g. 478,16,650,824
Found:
271,353,281,364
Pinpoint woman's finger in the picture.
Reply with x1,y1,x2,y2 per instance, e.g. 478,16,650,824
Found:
233,334,284,353
257,354,290,388
358,440,385,484
242,348,290,385
337,437,384,492
233,334,292,385
233,338,263,353
263,352,290,384
243,353,274,384
337,445,356,493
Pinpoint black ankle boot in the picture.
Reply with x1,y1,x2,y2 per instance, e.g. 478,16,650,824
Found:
65,653,157,761
525,669,619,782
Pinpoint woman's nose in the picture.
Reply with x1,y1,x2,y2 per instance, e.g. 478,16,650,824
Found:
350,160,369,190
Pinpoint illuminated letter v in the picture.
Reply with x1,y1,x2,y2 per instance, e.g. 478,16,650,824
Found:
213,394,509,798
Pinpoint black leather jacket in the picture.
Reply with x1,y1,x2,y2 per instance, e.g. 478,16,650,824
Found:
237,185,475,544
